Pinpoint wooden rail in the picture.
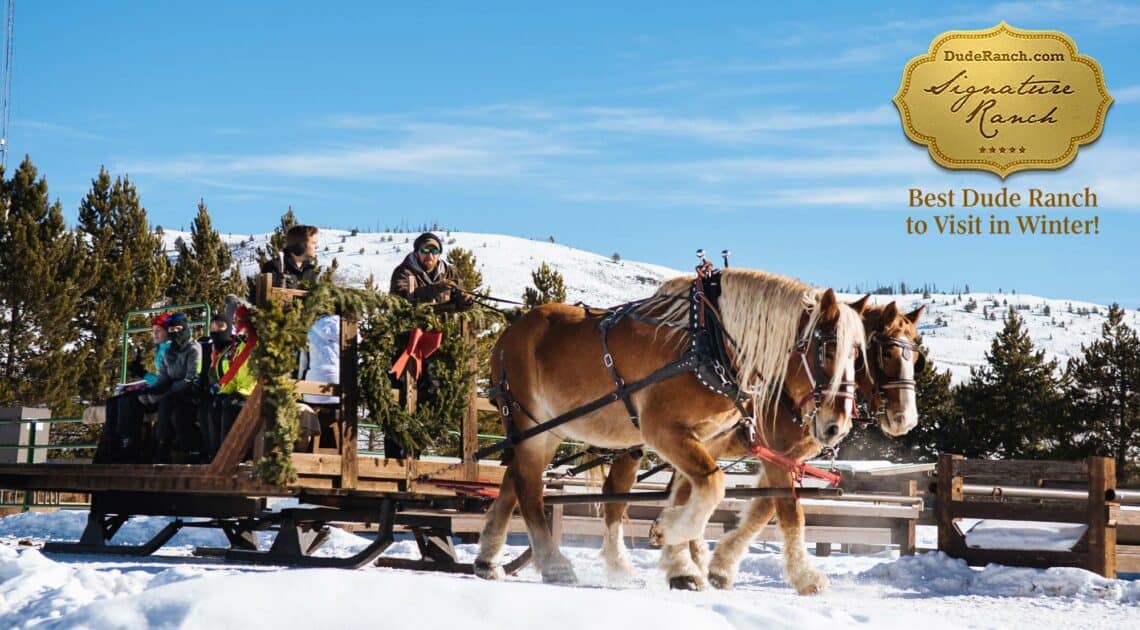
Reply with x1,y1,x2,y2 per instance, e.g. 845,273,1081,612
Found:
936,454,1135,578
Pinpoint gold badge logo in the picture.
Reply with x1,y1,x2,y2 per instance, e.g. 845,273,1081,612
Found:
893,22,1112,178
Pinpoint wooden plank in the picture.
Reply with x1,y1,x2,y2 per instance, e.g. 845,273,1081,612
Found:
474,397,498,413
339,317,360,489
1114,506,1140,527
461,322,479,481
948,501,1091,524
954,546,1088,570
954,459,1089,484
293,380,341,397
1117,545,1140,573
1086,456,1115,577
208,380,266,475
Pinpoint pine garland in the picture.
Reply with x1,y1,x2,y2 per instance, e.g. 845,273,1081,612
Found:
248,281,501,485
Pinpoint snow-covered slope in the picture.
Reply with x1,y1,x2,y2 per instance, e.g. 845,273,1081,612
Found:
164,228,1139,386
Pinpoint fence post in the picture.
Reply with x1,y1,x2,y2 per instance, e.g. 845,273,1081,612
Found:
936,453,963,555
21,419,36,511
1086,456,1116,578
461,320,478,481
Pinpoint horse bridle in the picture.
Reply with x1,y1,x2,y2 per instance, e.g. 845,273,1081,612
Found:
860,331,925,419
785,327,860,430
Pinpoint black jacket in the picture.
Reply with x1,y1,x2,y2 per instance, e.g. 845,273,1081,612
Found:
260,252,318,290
389,253,469,308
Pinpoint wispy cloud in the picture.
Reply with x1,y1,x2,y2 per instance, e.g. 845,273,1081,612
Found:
1114,85,1140,104
17,120,105,141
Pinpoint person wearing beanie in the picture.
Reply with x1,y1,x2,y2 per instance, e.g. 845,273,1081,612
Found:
259,224,319,290
94,312,174,463
143,312,204,463
388,231,472,311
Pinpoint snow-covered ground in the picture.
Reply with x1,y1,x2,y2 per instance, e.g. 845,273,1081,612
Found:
167,227,1137,387
1,509,1136,629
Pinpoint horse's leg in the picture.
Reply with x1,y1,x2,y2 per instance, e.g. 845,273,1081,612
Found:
513,435,577,584
707,496,776,589
600,450,639,579
646,431,724,547
774,495,828,595
474,461,520,580
653,476,709,590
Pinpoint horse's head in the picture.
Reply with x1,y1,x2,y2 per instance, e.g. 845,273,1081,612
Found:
781,288,866,448
857,301,925,436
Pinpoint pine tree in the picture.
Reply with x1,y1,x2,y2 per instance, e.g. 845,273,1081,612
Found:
446,247,485,295
956,307,1063,458
1062,304,1140,481
523,262,566,308
75,167,171,400
167,200,245,310
0,157,91,414
256,206,298,265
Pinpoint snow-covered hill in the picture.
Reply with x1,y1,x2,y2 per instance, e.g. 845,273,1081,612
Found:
164,228,1140,386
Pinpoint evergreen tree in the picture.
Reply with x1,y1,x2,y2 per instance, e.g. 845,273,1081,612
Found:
75,167,171,400
1062,304,1140,481
167,200,244,310
955,307,1063,458
446,247,485,295
0,157,91,414
523,262,566,308
256,206,298,265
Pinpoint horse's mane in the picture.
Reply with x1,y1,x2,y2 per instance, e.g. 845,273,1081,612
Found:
637,269,864,412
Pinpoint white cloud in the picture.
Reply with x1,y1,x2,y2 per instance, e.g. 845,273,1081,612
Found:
17,120,105,141
1113,85,1140,104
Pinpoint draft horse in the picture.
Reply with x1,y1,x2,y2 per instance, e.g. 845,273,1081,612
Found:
474,268,866,586
596,299,925,592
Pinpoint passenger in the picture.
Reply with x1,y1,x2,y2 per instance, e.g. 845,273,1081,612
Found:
260,224,319,289
204,304,256,461
385,233,471,459
95,313,171,464
141,313,203,464
198,314,231,460
389,231,473,311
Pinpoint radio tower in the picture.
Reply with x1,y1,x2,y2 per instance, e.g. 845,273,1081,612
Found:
0,0,13,170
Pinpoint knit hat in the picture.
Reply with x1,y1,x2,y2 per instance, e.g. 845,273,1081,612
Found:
152,313,171,327
165,312,189,331
414,232,443,253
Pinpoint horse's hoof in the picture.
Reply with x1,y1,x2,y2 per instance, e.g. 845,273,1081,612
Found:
708,572,733,590
668,575,704,591
792,571,828,595
542,563,579,585
473,560,505,580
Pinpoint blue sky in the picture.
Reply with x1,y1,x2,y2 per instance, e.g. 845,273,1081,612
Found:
8,1,1140,305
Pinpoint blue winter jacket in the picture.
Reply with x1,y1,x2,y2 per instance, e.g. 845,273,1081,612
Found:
143,341,171,386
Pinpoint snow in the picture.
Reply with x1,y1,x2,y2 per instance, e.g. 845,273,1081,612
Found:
2,510,1137,629
965,520,1087,552
169,227,1139,387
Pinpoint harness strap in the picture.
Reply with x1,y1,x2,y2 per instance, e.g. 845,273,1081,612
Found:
599,302,644,428
474,354,697,461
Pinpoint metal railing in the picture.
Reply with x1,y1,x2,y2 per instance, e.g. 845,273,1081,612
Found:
119,302,212,384
0,416,95,511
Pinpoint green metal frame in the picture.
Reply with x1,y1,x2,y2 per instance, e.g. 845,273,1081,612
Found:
119,302,212,384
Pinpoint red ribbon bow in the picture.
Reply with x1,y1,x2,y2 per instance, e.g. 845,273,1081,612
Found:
390,327,443,382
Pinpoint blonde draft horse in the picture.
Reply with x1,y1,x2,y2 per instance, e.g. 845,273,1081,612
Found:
597,300,925,593
474,269,866,586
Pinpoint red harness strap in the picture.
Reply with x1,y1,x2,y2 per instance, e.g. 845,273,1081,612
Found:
749,443,843,493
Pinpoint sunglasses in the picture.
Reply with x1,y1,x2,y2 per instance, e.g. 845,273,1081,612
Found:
418,247,441,255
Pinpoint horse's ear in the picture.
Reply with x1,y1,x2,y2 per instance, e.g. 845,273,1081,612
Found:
820,288,839,318
882,301,899,323
906,304,926,324
848,293,871,315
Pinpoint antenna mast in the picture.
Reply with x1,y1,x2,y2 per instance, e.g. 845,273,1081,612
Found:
0,0,13,170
